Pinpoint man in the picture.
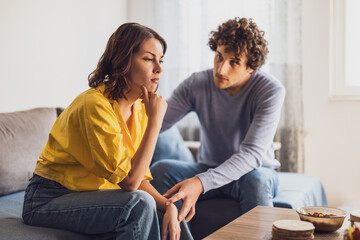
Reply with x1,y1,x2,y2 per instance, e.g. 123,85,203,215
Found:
151,17,285,224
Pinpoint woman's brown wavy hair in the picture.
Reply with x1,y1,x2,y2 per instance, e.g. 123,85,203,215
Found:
88,23,167,100
208,17,268,70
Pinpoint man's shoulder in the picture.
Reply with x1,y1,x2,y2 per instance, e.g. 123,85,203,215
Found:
251,70,285,92
185,69,213,84
252,70,279,83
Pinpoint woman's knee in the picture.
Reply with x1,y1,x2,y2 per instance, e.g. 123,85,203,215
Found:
132,190,157,212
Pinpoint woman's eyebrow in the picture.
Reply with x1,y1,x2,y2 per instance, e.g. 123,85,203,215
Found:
144,51,164,58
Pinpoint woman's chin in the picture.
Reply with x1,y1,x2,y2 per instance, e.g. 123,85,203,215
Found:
147,84,159,93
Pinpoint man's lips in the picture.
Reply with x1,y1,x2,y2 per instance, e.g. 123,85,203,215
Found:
216,75,228,82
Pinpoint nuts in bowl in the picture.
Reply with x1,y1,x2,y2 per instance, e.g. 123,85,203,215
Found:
296,206,347,232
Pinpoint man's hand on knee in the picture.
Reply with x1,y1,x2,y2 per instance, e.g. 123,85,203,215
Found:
164,176,203,222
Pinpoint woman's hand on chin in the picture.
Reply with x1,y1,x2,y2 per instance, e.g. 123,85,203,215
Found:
141,86,167,128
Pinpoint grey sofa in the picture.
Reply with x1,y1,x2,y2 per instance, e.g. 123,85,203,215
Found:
0,108,328,240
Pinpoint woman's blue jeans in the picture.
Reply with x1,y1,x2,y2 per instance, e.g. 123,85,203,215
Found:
22,174,192,240
150,160,279,215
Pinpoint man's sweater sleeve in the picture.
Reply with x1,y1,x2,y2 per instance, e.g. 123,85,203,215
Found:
196,85,286,193
161,77,195,132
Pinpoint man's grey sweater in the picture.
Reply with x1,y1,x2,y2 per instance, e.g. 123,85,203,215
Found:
161,69,285,193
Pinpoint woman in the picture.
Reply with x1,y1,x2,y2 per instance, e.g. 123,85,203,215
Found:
22,23,192,240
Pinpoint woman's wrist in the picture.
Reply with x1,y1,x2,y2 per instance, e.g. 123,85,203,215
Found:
147,119,162,132
165,202,177,212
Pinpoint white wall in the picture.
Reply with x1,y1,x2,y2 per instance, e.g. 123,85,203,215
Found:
303,0,360,208
0,0,127,112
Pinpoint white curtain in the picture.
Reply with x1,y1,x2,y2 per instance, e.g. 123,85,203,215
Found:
152,0,304,172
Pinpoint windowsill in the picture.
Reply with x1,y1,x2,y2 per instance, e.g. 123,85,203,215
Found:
329,95,360,101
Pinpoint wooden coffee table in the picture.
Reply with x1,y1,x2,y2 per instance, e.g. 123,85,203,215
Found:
204,206,349,240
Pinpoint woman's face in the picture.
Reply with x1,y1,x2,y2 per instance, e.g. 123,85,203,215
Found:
127,38,164,94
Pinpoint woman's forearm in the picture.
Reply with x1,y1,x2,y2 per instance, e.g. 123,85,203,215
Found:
138,180,170,212
118,122,160,191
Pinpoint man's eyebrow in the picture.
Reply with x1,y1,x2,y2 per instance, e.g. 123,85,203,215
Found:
216,50,240,61
145,51,164,58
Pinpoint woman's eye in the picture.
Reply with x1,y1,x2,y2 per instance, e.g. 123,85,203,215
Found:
144,58,153,61
160,60,164,64
231,61,240,66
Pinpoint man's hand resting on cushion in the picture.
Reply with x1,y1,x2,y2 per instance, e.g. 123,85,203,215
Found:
164,176,203,222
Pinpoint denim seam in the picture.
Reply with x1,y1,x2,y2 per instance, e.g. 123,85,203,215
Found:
22,184,41,224
132,206,141,240
33,205,125,214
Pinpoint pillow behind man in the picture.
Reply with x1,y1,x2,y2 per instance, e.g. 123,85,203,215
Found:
152,126,195,166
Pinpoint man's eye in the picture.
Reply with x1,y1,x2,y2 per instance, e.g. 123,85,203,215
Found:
160,60,164,64
231,61,240,65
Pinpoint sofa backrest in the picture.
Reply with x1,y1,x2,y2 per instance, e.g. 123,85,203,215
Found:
0,108,58,196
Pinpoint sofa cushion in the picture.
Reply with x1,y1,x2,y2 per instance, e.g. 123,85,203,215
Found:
152,126,195,165
0,108,58,196
273,172,328,209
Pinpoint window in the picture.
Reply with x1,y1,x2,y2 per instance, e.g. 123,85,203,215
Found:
330,0,360,100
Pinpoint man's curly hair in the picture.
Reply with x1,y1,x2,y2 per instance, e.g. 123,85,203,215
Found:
208,17,268,70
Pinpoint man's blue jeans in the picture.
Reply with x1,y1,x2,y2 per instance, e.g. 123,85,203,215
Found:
22,174,193,240
150,160,279,215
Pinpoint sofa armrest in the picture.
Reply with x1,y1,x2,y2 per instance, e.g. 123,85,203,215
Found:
185,141,200,160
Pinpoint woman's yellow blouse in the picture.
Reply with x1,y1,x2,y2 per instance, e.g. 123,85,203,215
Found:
34,85,152,191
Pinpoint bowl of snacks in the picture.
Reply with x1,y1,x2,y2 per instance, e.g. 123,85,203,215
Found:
296,206,347,232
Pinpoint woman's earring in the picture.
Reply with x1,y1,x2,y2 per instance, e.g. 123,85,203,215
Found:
104,75,109,83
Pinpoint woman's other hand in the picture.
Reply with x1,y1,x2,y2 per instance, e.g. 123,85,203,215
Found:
141,86,167,128
162,203,181,240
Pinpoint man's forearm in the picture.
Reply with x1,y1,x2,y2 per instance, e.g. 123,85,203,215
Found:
196,152,260,193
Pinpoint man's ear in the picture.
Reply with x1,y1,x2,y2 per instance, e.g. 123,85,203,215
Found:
247,67,254,74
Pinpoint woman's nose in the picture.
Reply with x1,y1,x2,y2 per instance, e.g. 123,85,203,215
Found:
154,61,162,74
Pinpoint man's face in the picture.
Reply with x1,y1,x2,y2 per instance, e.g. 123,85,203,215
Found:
213,45,254,95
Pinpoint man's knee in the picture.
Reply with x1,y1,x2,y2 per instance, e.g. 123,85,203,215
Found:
242,168,277,189
150,159,180,179
242,169,267,189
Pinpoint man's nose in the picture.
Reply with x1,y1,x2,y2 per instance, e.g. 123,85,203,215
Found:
218,61,228,75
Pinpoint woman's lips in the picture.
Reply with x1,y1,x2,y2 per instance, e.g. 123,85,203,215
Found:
151,78,159,84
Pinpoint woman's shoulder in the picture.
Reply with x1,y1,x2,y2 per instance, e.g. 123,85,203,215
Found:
67,87,114,116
